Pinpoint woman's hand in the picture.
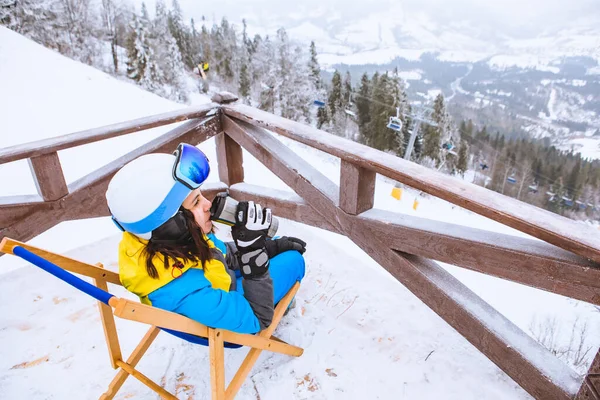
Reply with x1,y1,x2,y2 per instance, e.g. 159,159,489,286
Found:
265,237,307,258
231,201,272,278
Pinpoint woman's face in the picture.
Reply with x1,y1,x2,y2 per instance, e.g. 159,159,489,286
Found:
182,188,213,234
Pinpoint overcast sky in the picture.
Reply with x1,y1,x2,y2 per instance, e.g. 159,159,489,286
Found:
139,0,600,38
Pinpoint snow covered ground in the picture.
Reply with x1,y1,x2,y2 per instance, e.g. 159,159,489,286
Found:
1,26,600,399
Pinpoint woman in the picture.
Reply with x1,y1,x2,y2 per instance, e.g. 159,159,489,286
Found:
105,143,306,334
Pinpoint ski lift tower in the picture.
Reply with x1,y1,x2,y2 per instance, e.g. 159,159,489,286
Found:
390,103,438,202
404,104,438,161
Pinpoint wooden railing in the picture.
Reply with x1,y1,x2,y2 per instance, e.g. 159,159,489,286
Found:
1,92,599,400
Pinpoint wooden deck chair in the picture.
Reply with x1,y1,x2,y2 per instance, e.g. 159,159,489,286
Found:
0,237,303,400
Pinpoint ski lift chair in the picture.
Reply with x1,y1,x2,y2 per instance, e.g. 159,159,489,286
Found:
387,117,403,132
507,176,517,184
0,238,303,400
313,100,326,108
528,184,538,193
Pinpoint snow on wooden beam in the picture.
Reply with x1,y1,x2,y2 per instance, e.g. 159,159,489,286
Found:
0,103,219,164
223,103,600,265
0,117,221,244
380,250,582,400
222,116,342,231
339,160,375,215
228,183,340,233
28,152,69,201
215,133,244,186
360,209,600,306
227,183,583,399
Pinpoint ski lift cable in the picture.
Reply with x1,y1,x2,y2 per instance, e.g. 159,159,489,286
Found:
349,90,590,197
309,82,595,201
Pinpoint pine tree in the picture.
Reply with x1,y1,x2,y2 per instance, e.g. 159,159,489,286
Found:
153,0,186,101
328,71,342,116
239,63,251,104
367,73,397,152
567,157,583,200
422,93,449,165
126,14,147,83
168,0,193,68
356,73,371,141
457,140,469,176
308,41,321,91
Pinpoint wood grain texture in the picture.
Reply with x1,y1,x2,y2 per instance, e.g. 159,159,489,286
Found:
0,103,219,164
94,272,123,370
228,185,600,305
223,104,600,264
208,329,225,400
358,209,600,305
339,159,375,215
353,229,581,400
28,152,69,201
0,117,221,243
215,132,244,186
100,326,160,400
577,350,600,400
222,116,342,235
0,238,121,285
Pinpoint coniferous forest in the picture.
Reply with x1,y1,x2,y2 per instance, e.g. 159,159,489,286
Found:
1,0,599,221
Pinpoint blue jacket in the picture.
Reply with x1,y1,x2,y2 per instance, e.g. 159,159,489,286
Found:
146,233,264,334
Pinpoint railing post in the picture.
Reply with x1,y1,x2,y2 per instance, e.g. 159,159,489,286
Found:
577,350,600,400
214,92,244,186
339,160,375,215
28,152,68,201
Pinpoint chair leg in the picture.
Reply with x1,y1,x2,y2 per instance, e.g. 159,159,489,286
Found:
226,282,301,399
99,326,160,400
209,328,226,400
116,360,178,400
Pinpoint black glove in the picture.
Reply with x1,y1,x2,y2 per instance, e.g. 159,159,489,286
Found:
265,236,307,258
231,201,272,278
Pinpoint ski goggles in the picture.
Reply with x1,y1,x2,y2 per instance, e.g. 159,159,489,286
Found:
112,143,211,235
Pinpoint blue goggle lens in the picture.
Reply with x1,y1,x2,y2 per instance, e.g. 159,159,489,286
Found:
173,143,210,189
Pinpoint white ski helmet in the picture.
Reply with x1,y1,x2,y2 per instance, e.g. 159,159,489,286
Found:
106,147,210,239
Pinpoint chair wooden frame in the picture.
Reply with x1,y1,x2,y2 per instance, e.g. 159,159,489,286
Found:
0,237,303,400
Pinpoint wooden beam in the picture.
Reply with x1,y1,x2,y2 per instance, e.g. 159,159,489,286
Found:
228,183,339,233
352,227,582,399
100,326,161,400
222,117,341,232
28,152,69,201
225,283,300,399
0,103,219,164
220,330,303,356
339,160,375,215
577,350,600,400
94,267,123,370
215,133,244,186
115,360,177,400
0,117,221,243
223,105,600,264
208,329,225,400
359,209,600,305
112,298,209,338
228,185,600,304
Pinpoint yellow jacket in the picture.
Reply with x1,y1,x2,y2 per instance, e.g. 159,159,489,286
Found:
118,232,232,304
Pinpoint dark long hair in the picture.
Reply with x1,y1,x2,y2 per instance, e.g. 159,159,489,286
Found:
141,208,213,279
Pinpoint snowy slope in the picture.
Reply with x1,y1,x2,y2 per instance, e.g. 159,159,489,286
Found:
1,27,600,399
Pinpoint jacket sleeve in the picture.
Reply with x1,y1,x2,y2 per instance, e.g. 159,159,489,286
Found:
147,269,263,334
224,241,240,271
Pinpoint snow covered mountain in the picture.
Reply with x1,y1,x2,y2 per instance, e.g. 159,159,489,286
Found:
168,0,600,157
1,26,600,399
